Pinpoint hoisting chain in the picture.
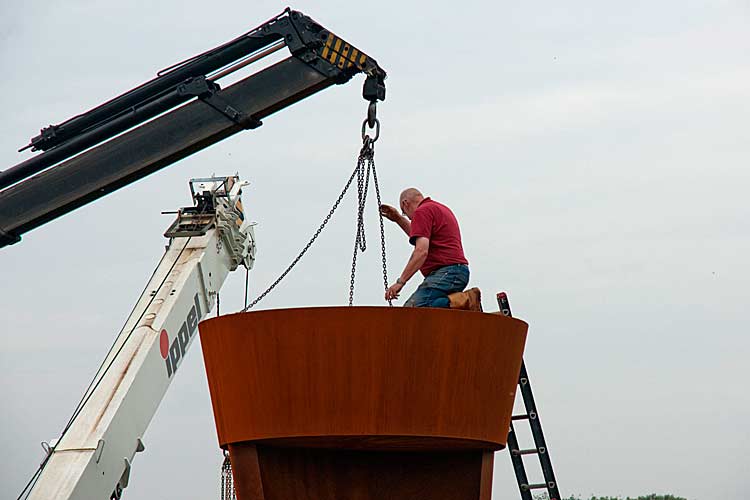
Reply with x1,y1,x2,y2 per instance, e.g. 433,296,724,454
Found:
348,132,391,306
372,159,391,305
220,451,236,500
348,139,371,305
241,105,390,311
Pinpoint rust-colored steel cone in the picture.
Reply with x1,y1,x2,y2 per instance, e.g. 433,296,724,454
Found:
199,306,527,500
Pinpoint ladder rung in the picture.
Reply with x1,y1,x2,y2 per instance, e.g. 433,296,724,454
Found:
511,411,537,421
521,483,548,491
511,447,545,456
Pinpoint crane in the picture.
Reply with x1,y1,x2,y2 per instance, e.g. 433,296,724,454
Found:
27,175,254,500
6,8,386,500
0,7,386,249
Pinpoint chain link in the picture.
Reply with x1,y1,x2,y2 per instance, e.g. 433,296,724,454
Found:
349,139,371,306
243,117,390,311
241,161,361,311
220,451,236,500
372,159,392,306
348,137,392,306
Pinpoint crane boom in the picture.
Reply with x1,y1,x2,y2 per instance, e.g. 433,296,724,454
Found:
27,176,255,500
0,8,386,248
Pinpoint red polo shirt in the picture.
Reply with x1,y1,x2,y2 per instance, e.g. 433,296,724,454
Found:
409,197,468,276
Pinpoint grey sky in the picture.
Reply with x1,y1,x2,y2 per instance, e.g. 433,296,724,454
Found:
1,1,749,499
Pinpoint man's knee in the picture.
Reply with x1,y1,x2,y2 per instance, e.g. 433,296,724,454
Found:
404,288,449,308
430,297,450,308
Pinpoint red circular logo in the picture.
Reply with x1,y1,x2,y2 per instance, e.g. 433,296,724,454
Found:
159,330,169,359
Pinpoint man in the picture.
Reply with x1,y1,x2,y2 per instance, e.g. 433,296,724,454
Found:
380,188,481,310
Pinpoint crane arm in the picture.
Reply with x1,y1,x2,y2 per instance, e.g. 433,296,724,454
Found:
27,176,255,500
0,8,386,248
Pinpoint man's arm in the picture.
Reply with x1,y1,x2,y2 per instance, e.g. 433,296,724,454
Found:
399,237,429,283
385,237,429,300
379,204,411,236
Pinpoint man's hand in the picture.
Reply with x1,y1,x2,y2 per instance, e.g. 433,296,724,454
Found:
385,282,404,301
379,204,401,222
380,204,411,236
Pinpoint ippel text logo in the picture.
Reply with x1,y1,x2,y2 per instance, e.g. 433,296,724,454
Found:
159,293,202,378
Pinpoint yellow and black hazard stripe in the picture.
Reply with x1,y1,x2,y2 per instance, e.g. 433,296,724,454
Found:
320,33,371,71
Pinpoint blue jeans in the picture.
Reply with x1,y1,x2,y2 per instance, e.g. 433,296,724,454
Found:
404,264,470,308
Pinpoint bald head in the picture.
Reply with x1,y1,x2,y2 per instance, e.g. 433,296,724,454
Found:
399,188,423,204
399,188,424,219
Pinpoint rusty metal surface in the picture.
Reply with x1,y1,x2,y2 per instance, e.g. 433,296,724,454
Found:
228,442,495,500
199,307,527,451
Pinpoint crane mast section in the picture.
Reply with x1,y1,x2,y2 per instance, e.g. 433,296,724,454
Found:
28,177,254,500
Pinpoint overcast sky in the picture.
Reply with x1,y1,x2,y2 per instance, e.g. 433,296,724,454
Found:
1,1,749,499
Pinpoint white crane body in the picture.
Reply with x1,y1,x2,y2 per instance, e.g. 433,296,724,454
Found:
28,176,255,500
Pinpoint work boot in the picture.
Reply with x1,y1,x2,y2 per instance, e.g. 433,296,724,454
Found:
466,287,482,312
448,287,483,312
